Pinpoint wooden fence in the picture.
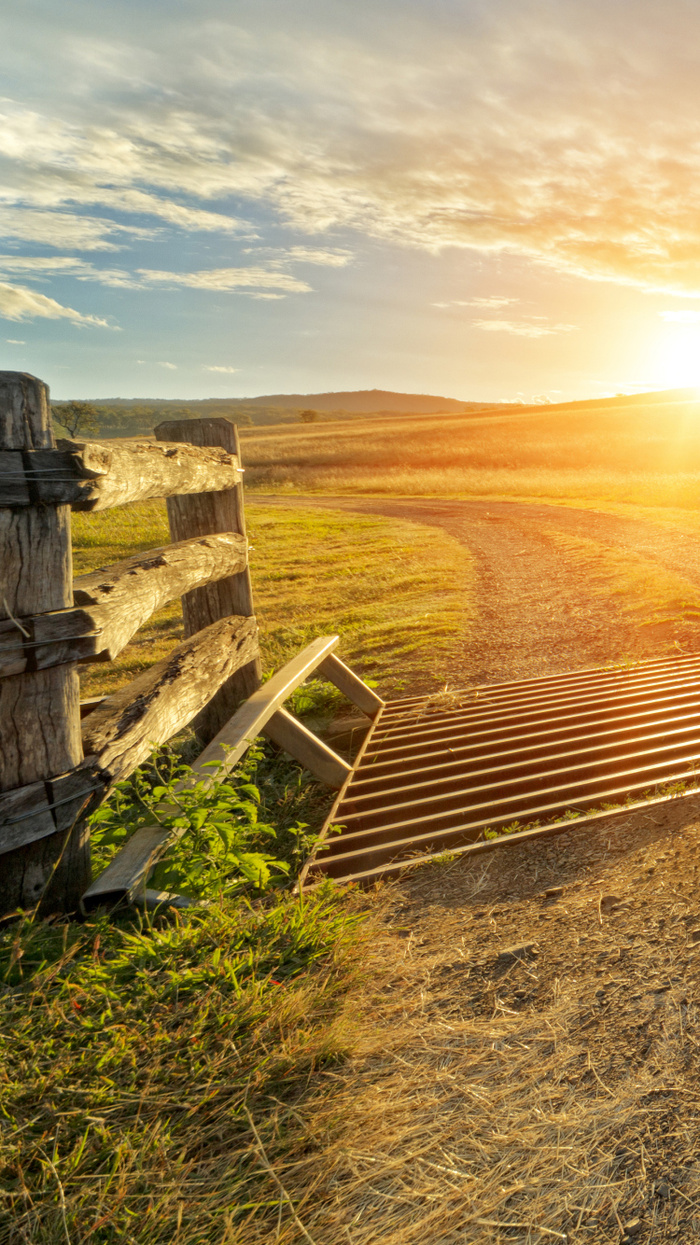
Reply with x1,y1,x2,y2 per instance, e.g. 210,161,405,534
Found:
0,370,383,918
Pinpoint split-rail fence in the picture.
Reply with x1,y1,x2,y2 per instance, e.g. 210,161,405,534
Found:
0,371,383,918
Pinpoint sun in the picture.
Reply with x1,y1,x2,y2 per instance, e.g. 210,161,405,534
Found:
654,313,700,388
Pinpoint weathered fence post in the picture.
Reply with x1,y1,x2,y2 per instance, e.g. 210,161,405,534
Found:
0,372,88,914
154,418,261,742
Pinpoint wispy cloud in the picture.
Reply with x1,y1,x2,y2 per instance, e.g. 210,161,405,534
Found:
433,296,518,309
472,319,577,337
469,297,518,309
0,256,311,297
5,338,25,344
247,246,353,267
205,365,238,373
136,267,312,294
659,310,700,323
0,281,112,326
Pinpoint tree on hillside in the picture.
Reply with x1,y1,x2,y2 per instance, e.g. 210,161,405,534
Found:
298,408,319,423
51,401,100,439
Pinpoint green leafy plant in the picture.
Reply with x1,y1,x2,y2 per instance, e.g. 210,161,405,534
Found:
483,818,540,841
88,736,340,902
89,746,307,899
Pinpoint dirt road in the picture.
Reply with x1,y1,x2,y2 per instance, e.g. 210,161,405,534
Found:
252,496,700,686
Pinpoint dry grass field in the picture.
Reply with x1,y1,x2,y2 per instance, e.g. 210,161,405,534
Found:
241,393,700,511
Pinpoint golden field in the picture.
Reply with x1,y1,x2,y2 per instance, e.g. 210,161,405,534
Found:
240,393,700,509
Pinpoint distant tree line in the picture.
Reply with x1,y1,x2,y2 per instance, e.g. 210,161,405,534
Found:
50,400,328,439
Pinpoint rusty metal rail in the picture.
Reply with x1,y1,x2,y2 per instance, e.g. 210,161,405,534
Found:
304,653,700,886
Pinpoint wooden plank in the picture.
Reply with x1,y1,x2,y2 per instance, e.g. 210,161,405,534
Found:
0,532,247,677
263,707,352,789
155,418,260,741
0,371,87,916
190,635,340,777
79,697,107,719
318,652,385,717
82,613,259,786
0,439,242,511
0,760,106,856
0,781,54,856
83,636,341,908
0,450,29,505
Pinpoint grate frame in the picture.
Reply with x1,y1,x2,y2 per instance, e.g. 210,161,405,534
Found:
303,653,700,886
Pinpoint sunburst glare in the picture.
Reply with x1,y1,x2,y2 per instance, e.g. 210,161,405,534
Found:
654,313,700,387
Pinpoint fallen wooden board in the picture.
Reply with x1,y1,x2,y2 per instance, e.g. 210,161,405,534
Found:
0,439,242,511
0,532,248,677
318,652,385,717
190,635,340,776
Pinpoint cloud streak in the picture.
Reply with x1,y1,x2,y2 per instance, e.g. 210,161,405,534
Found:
472,319,577,337
0,281,112,326
0,256,312,297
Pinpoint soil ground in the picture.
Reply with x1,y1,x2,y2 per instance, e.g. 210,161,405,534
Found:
248,496,700,1245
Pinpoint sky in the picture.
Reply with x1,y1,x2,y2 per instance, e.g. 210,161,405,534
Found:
4,0,700,402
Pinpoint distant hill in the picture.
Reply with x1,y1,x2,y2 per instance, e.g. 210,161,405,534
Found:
233,389,493,414
65,389,510,438
57,385,700,440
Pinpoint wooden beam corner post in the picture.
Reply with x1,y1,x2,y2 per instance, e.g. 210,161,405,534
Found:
0,372,89,915
154,417,261,742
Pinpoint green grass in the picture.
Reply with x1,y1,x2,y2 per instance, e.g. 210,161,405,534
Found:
73,499,475,699
0,888,369,1244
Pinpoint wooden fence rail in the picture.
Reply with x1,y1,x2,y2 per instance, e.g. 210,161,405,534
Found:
0,371,383,918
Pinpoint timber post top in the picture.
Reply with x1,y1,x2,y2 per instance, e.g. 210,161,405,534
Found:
0,371,53,450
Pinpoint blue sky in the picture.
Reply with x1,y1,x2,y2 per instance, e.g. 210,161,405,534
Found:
3,0,700,402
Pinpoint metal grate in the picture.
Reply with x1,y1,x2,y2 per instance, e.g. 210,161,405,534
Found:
305,652,700,886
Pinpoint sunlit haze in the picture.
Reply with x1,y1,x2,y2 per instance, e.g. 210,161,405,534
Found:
4,1,700,402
